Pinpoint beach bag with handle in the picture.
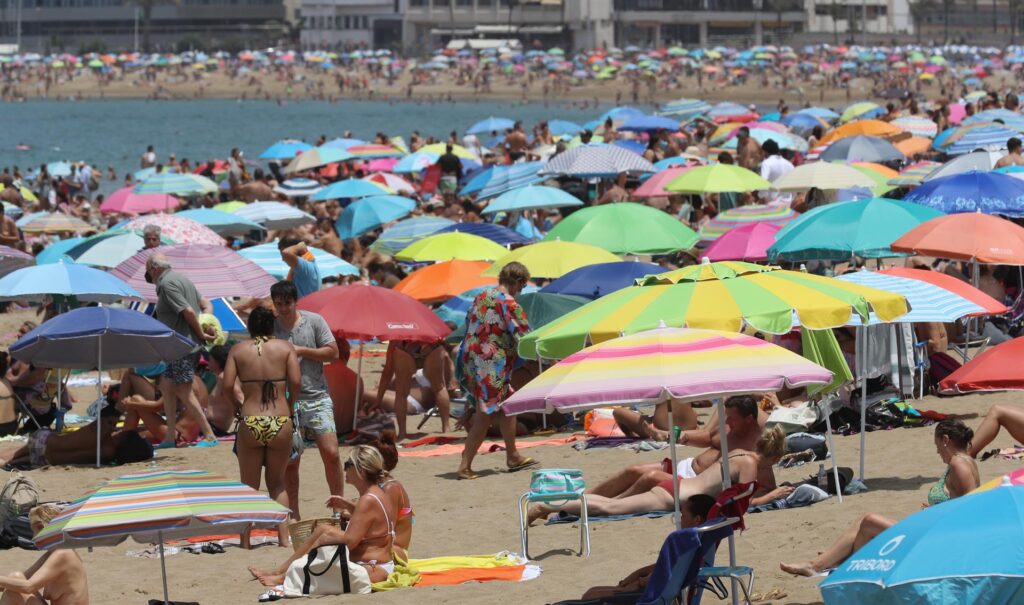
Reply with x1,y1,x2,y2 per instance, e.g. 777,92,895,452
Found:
282,543,372,597
528,468,585,505
0,472,38,549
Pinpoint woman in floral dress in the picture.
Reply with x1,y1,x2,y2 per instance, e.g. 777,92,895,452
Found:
456,261,537,480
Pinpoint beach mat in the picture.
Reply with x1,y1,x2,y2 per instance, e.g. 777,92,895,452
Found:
399,436,578,458
545,510,672,525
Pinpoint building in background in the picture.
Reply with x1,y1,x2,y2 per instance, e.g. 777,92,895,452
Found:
299,0,402,49
615,0,806,46
804,0,912,37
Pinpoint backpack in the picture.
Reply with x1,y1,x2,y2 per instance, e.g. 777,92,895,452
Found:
929,352,961,384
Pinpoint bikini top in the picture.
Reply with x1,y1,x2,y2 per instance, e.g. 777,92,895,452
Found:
239,336,287,408
357,492,396,548
927,454,976,506
380,478,414,521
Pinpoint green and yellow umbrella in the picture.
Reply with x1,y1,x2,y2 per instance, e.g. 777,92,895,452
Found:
666,164,771,194
484,241,620,279
212,200,246,213
519,260,909,359
395,232,509,262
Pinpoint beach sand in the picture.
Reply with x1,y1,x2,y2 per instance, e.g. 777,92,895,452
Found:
1,306,1019,605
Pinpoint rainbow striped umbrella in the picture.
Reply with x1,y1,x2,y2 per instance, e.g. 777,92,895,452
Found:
345,144,405,159
19,212,92,233
888,160,941,187
35,469,289,604
111,244,277,302
698,204,797,242
505,327,832,414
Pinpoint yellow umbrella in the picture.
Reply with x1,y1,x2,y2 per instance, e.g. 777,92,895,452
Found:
395,233,509,262
212,201,246,213
419,143,480,161
484,241,620,279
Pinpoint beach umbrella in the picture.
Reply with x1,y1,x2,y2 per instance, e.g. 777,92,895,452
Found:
540,261,663,300
973,468,1024,493
467,117,515,134
618,115,680,132
272,178,324,198
434,222,532,245
133,173,218,196
99,187,179,215
819,482,1024,604
234,201,316,230
19,212,91,233
879,267,1007,316
517,292,590,330
782,112,829,135
539,145,656,178
903,171,1024,217
887,161,941,186
258,139,313,160
923,150,1003,181
393,260,497,303
0,260,140,303
519,260,909,360
368,216,454,255
419,143,479,161
724,128,809,153
771,161,878,191
891,213,1024,264
666,164,771,193
111,244,277,302
633,167,695,197
392,151,440,174
34,468,289,603
0,245,34,277
839,101,883,123
819,119,903,145
212,201,247,213
310,179,390,201
484,241,621,279
363,173,416,195
435,286,490,330
283,147,354,173
819,135,905,163
659,98,711,119
797,106,840,121
547,120,585,136
320,137,367,150
939,337,1024,393
35,238,84,265
891,116,939,138
395,232,509,262
942,124,1017,156
698,203,797,242
543,203,698,255
175,208,264,236
482,185,583,216
769,198,943,261
237,241,358,280
836,269,987,324
123,214,225,246
706,102,759,123
335,195,417,239
703,222,781,262
473,162,547,199
65,231,162,269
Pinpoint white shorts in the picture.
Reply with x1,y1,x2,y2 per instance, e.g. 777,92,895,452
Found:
677,457,697,480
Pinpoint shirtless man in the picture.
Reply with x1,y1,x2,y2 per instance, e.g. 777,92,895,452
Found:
505,122,529,162
994,137,1024,168
735,127,763,171
0,504,88,605
205,345,239,436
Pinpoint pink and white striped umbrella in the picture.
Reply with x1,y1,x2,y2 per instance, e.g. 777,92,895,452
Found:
100,187,180,215
111,244,277,302
123,214,225,246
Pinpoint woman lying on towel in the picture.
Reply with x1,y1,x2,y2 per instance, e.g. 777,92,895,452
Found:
527,427,787,525
780,419,979,577
249,444,397,587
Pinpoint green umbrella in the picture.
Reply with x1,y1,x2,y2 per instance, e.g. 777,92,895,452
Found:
767,197,944,262
87,59,104,68
542,203,698,255
666,164,771,194
801,329,853,396
518,292,589,330
849,164,897,196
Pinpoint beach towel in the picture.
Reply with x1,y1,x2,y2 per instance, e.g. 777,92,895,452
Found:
372,553,533,591
398,436,578,458
401,435,461,449
638,528,702,604
545,510,672,525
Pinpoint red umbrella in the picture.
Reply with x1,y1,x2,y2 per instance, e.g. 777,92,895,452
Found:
940,337,1024,393
880,267,1009,316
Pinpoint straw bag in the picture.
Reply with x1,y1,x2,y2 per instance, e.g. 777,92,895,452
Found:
0,472,38,530
287,517,344,552
282,543,372,597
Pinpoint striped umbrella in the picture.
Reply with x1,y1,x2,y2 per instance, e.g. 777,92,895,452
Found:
393,151,440,174
434,222,532,245
67,232,164,269
175,209,264,237
658,98,711,119
888,161,941,186
475,162,547,200
836,270,984,324
238,241,359,280
345,144,405,159
35,469,290,604
435,286,490,330
124,214,225,246
539,145,656,178
20,212,91,233
942,124,1016,155
133,173,218,195
0,245,34,277
272,178,323,198
698,204,797,242
283,147,354,173
234,201,316,230
363,173,416,195
891,116,939,138
111,244,277,302
369,216,454,255
519,260,909,360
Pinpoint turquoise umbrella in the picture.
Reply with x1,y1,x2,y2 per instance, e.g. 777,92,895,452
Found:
36,237,86,264
175,209,264,236
66,232,165,269
768,198,944,262
310,179,389,201
238,241,358,279
335,195,417,239
482,185,584,216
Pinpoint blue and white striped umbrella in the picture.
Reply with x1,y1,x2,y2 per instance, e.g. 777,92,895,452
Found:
258,139,313,160
238,242,358,279
658,98,711,119
942,124,1017,156
481,185,583,216
234,201,315,230
539,145,656,178
434,221,532,245
434,286,490,329
837,270,984,324
962,109,1024,132
475,162,547,200
272,178,323,198
369,216,454,255
133,173,217,195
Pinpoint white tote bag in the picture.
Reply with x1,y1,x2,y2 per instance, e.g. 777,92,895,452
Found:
282,544,372,597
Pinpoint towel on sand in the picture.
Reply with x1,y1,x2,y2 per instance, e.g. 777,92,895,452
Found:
372,553,540,591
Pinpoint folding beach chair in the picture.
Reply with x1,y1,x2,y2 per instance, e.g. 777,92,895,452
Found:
519,468,590,559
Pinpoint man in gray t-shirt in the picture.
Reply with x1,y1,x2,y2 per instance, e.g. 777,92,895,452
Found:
271,280,341,518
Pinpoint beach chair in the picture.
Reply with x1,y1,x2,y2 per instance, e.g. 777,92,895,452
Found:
518,468,590,559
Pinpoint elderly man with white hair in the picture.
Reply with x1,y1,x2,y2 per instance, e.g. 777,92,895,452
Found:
143,224,162,249
146,252,219,448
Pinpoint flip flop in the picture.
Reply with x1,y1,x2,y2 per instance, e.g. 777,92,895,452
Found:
507,457,539,473
258,588,284,602
457,469,480,480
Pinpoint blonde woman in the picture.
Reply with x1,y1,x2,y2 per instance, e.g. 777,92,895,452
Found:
0,504,89,604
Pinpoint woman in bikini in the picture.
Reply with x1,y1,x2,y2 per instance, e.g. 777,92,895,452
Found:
371,339,453,439
249,445,398,587
780,419,979,577
527,426,788,525
222,306,300,548
371,429,413,560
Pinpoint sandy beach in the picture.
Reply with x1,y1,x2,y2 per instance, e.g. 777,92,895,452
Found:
0,303,1017,605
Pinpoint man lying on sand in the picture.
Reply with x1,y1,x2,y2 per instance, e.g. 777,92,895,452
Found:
0,504,89,605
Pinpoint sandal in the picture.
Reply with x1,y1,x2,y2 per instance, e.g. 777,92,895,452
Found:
258,588,284,602
981,448,1000,461
457,469,480,480
507,457,539,473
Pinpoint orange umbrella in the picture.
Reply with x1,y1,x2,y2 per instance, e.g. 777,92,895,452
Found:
393,260,497,303
891,213,1024,264
894,136,933,157
818,119,904,146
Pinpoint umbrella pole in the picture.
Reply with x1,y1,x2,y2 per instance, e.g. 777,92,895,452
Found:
96,343,102,469
715,397,739,605
353,342,363,433
539,358,547,430
858,326,868,482
670,400,680,529
822,397,843,504
158,529,170,605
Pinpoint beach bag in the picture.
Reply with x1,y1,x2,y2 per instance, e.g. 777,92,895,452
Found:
0,472,38,549
766,402,819,435
583,408,625,438
528,468,585,505
282,543,372,597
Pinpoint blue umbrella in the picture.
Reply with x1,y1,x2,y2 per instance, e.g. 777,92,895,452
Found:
257,139,313,160
320,138,367,150
434,221,531,245
369,216,454,255
796,106,840,121
547,120,584,136
482,185,583,216
46,161,73,177
335,195,417,239
175,209,264,236
540,261,663,300
36,237,86,265
392,151,439,174
613,139,648,156
238,241,359,279
476,162,547,199
467,117,515,135
618,115,680,133
942,124,1017,156
311,179,390,201
782,113,828,135
273,178,323,198
819,135,905,163
904,171,1024,217
210,297,246,332
963,108,1024,131
599,106,645,123
837,269,985,324
819,481,1024,604
0,261,141,303
435,286,489,329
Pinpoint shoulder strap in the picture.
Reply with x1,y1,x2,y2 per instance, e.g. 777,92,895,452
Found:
301,544,350,594
366,492,394,539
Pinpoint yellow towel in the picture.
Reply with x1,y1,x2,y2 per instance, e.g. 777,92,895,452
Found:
372,554,521,592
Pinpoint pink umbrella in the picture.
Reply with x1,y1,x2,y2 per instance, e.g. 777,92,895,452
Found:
100,187,180,216
633,167,695,198
365,158,399,173
123,214,225,246
948,103,966,125
111,244,277,302
702,222,781,262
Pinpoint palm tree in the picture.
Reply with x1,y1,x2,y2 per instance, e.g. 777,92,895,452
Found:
909,0,936,42
942,0,954,42
125,0,178,52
